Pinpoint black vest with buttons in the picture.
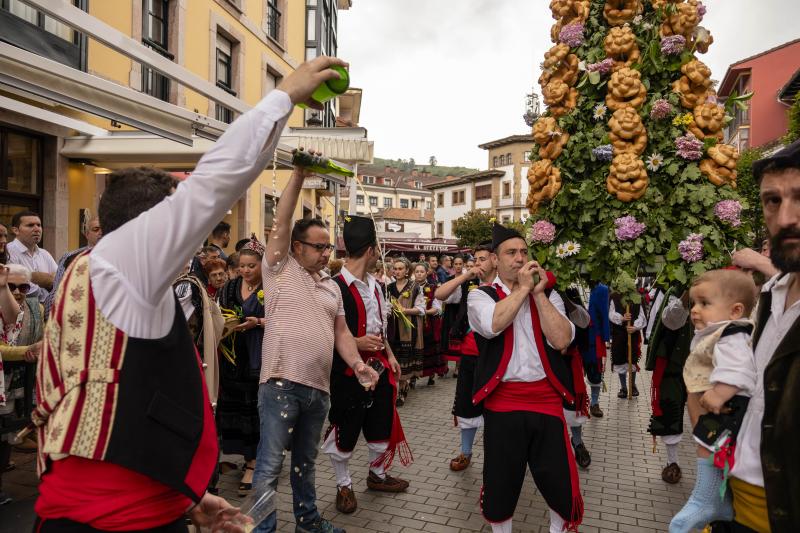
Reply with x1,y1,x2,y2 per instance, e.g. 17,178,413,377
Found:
752,281,800,532
471,286,575,409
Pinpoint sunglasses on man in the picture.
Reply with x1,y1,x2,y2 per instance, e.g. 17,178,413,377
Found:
8,283,31,294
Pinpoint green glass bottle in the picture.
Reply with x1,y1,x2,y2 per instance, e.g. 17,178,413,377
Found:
291,148,354,177
298,65,350,109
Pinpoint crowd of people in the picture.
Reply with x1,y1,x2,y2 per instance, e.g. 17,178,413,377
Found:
0,56,797,533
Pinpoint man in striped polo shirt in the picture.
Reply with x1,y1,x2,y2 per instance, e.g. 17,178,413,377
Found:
254,159,378,533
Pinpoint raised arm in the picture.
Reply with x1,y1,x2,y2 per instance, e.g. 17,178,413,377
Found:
94,57,348,304
265,165,308,268
434,267,477,301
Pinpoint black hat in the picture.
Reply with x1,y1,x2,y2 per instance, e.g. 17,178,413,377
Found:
475,239,494,253
753,138,800,182
491,223,524,251
343,215,377,253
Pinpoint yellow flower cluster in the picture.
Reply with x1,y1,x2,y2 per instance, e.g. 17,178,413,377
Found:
672,112,694,127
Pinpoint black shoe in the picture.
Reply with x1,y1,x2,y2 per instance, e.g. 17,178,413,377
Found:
632,386,639,397
427,376,435,386
618,389,628,398
0,492,12,506
572,441,591,469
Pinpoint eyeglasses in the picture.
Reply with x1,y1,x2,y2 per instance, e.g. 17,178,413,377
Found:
297,240,335,252
8,283,31,294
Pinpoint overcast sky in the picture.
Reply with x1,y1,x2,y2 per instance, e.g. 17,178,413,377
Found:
338,0,800,170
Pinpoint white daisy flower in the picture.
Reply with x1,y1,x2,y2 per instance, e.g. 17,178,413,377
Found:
646,152,664,171
555,244,567,258
562,241,581,257
593,104,607,120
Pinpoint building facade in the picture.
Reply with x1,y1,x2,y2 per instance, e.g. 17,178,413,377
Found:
343,165,436,217
428,135,533,239
0,0,362,259
718,38,800,151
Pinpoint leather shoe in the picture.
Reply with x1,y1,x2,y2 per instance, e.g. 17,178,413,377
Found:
336,485,357,514
572,441,591,469
366,471,409,492
449,453,471,471
589,404,603,418
662,462,682,484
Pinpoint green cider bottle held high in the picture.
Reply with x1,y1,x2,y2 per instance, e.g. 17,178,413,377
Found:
297,65,349,109
291,149,354,177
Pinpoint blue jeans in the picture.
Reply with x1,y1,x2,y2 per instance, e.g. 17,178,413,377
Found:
253,379,330,533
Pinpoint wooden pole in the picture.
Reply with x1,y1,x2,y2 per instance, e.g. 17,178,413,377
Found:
626,303,633,400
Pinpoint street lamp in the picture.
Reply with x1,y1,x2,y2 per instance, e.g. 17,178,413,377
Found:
523,91,541,128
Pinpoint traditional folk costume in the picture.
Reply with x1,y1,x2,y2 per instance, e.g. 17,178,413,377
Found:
322,216,411,514
216,269,264,488
560,289,593,469
646,287,692,484
670,319,755,532
447,274,483,471
30,88,290,531
33,253,217,531
387,278,424,404
582,284,609,416
419,280,445,381
467,224,584,533
609,293,646,398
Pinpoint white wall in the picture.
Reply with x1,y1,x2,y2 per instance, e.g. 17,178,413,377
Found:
433,183,472,239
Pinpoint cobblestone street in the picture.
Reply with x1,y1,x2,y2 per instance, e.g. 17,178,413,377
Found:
0,366,695,532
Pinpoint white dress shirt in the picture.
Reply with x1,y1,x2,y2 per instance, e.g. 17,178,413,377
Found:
7,239,57,303
467,276,574,382
340,266,387,336
88,90,293,339
732,274,800,486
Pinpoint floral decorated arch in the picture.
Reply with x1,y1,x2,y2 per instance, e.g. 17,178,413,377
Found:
526,0,751,301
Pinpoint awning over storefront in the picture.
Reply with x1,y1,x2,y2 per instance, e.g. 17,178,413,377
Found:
282,131,374,164
336,236,467,255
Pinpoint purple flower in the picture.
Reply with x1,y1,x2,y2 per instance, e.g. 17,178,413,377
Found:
676,133,704,160
678,233,704,263
714,200,742,227
697,2,707,20
614,216,646,241
587,58,615,75
660,35,686,56
592,144,613,162
559,22,585,48
528,220,557,244
650,99,673,120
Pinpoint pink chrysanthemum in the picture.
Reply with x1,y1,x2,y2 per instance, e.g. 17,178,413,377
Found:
587,58,615,74
614,216,646,241
714,200,742,227
650,99,673,120
559,22,585,48
528,220,557,244
697,2,707,20
676,133,704,160
661,35,686,55
679,233,704,263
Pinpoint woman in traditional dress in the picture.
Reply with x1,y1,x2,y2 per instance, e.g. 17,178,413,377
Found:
413,263,444,385
216,238,265,495
440,254,466,377
387,257,425,406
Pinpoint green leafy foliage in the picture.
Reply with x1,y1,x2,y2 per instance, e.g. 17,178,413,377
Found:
784,97,800,145
526,1,753,299
452,210,495,249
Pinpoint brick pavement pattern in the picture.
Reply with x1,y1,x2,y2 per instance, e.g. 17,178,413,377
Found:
0,366,696,532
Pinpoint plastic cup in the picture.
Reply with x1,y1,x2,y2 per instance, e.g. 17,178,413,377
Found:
235,485,276,532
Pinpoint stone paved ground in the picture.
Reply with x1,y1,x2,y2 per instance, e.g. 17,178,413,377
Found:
0,365,696,532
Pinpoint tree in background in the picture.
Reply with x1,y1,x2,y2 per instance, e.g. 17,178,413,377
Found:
453,210,525,249
525,0,751,300
429,155,438,167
